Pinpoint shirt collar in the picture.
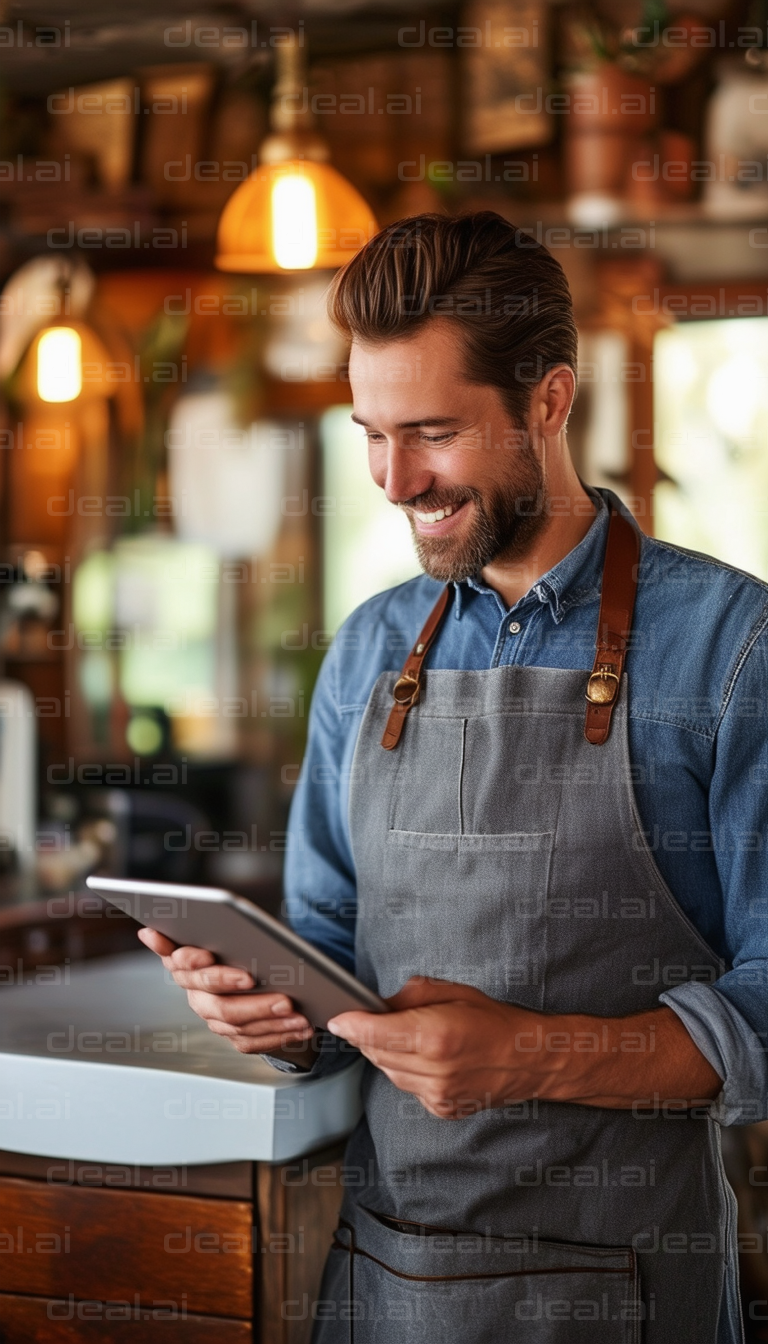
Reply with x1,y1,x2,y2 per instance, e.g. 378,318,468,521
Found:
452,486,613,624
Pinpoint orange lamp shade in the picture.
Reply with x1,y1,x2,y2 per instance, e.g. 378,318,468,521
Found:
215,160,377,273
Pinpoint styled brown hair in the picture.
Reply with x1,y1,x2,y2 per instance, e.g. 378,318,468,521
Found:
328,211,578,426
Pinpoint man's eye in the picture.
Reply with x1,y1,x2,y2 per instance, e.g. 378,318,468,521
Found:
422,433,453,445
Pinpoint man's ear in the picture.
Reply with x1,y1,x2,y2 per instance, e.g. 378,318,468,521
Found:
535,365,576,438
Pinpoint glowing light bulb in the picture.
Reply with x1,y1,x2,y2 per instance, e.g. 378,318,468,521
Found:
271,175,318,270
37,327,82,402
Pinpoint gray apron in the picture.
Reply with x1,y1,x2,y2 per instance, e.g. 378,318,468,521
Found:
312,527,738,1344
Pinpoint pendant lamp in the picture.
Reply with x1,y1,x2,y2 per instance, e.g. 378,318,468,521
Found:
36,326,82,402
215,40,377,273
21,320,113,404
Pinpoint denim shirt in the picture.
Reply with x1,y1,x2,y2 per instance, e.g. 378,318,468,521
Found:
284,488,768,1127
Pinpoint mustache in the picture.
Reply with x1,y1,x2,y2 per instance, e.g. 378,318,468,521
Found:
399,486,480,512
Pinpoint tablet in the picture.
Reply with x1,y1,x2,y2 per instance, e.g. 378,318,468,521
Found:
85,876,387,1028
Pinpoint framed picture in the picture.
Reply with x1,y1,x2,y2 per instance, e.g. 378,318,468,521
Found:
463,0,551,154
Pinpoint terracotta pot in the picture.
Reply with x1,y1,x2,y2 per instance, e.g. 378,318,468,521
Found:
658,130,695,200
565,66,658,134
566,131,631,194
626,130,696,206
625,136,666,207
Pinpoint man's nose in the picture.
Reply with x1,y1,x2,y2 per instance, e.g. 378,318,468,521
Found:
381,441,433,505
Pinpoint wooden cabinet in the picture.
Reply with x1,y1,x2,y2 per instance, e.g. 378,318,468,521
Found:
0,1177,253,1317
0,1147,345,1344
0,1297,251,1343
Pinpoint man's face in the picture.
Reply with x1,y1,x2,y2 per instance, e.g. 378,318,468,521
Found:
348,318,546,583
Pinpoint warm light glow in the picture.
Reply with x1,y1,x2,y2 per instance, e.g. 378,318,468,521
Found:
216,159,377,273
37,327,82,402
271,175,318,269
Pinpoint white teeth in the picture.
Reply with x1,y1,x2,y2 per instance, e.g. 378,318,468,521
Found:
415,504,455,524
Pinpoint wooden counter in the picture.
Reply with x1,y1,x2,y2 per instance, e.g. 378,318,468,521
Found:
0,894,356,1343
0,1144,345,1343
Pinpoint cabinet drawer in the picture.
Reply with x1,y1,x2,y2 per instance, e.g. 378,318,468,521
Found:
0,1177,252,1318
0,1292,251,1343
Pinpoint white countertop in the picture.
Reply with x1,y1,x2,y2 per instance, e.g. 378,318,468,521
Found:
0,952,363,1165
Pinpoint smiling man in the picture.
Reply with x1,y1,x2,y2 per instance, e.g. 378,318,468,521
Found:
142,213,768,1343
349,319,570,603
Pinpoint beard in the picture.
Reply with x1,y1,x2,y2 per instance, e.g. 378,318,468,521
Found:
403,447,546,584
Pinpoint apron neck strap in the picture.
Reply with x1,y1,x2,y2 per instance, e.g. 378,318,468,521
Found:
381,586,451,750
584,504,640,745
380,504,640,752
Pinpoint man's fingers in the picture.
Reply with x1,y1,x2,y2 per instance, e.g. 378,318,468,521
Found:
328,1007,428,1052
207,1017,312,1041
139,931,316,1056
207,1022,313,1055
138,928,176,957
377,1070,452,1113
326,1010,381,1044
350,1043,447,1077
142,940,220,980
373,1067,459,1118
167,963,254,993
187,988,310,1030
144,943,258,994
229,1032,314,1056
168,945,218,972
386,976,484,1012
206,1013,311,1038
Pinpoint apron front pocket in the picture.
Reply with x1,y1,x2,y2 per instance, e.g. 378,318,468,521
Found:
382,828,554,1005
311,1209,642,1344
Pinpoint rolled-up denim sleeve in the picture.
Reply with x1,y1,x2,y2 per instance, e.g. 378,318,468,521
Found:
264,637,361,1076
661,618,768,1126
283,636,359,972
263,1029,360,1078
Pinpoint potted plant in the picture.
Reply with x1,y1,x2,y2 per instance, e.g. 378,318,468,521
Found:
561,0,714,208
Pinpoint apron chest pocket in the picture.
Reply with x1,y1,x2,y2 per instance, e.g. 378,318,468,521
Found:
380,828,555,1006
386,713,560,845
312,1210,642,1344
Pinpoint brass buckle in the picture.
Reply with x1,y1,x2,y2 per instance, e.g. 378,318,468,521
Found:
585,670,619,706
392,674,420,707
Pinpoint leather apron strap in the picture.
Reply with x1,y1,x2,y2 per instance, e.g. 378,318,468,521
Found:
583,505,640,745
381,504,640,751
381,585,451,750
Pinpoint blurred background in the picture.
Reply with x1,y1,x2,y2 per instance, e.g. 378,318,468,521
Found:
0,0,766,1328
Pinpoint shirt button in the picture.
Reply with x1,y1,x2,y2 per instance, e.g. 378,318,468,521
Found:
509,621,522,635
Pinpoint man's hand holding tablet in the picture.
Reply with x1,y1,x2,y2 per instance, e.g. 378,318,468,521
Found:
85,877,386,1071
137,927,317,1068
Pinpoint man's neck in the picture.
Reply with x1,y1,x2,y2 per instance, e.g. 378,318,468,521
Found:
480,482,597,609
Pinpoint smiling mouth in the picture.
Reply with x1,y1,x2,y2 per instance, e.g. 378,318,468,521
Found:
413,503,455,524
407,499,470,535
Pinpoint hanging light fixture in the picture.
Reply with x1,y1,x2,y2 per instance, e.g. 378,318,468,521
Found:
0,261,111,406
215,38,377,273
19,320,113,404
36,326,83,403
